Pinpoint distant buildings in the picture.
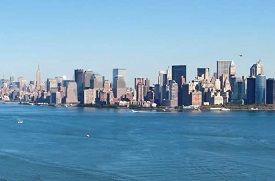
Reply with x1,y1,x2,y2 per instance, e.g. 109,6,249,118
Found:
2,58,275,108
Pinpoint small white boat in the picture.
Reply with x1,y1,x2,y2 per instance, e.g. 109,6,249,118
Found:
250,107,259,111
221,108,230,111
17,120,23,124
86,134,90,138
210,108,222,111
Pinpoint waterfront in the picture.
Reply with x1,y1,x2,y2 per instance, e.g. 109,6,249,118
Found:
1,103,275,180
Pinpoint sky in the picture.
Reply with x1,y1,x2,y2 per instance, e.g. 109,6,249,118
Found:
1,0,275,86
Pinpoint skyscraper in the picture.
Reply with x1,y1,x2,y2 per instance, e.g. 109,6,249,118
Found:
46,78,58,92
74,69,84,102
36,65,42,89
113,68,126,98
90,74,103,90
158,70,168,104
266,78,275,104
113,68,126,87
134,78,144,90
250,60,264,77
246,77,256,104
197,68,210,80
136,82,144,102
74,69,84,84
66,81,78,104
255,74,266,104
217,60,232,79
169,80,178,107
172,65,187,106
84,69,93,89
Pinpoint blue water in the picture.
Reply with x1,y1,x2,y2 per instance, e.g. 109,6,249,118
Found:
1,103,275,180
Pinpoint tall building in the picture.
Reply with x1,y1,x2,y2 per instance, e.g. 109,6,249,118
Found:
144,78,150,98
136,82,144,102
246,77,256,104
266,78,275,104
172,65,187,106
113,68,126,88
182,83,193,106
169,80,178,107
197,68,210,80
103,80,111,92
74,69,84,102
217,60,232,79
113,69,126,98
46,78,58,92
250,60,264,77
83,89,96,105
217,60,236,91
90,74,103,90
66,81,78,104
36,65,42,89
255,74,266,104
84,69,93,89
134,78,144,89
158,70,168,103
74,69,84,84
232,79,246,102
166,66,172,82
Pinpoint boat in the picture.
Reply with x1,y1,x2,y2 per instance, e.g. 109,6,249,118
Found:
86,134,90,138
182,105,200,110
131,110,149,113
210,107,223,111
210,107,230,111
221,108,230,111
17,120,23,124
250,107,259,111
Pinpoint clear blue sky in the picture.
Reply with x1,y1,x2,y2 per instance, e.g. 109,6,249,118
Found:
1,0,275,86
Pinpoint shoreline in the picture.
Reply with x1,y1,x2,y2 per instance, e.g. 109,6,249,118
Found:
1,101,275,112
11,101,275,112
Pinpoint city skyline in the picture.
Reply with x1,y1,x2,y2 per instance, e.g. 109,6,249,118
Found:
1,1,275,84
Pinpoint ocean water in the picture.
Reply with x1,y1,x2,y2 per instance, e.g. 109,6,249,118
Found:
0,103,275,180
